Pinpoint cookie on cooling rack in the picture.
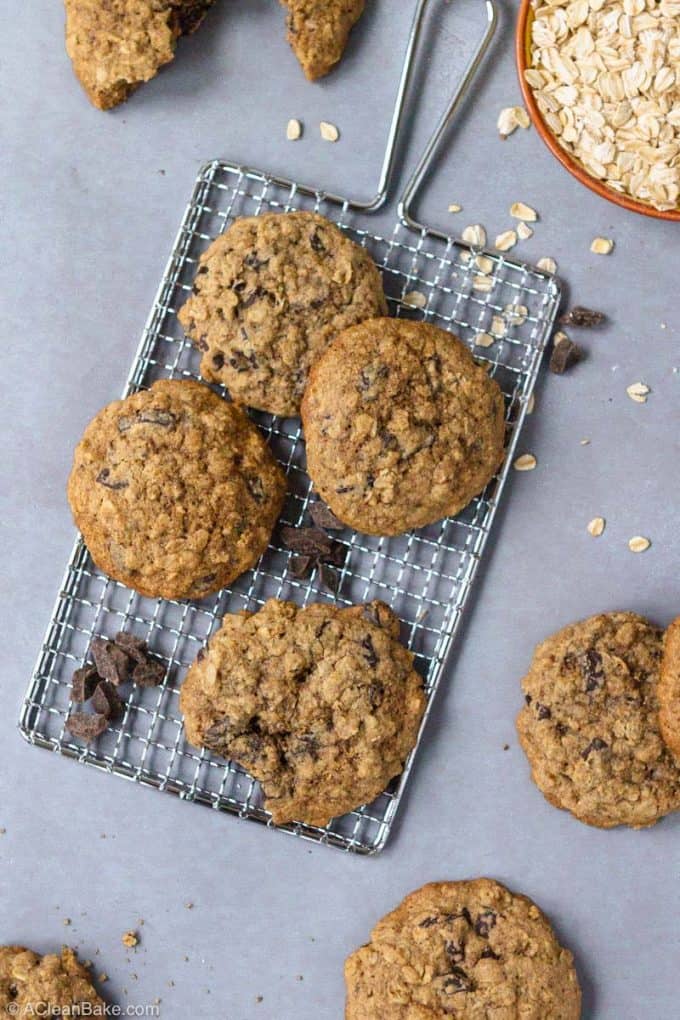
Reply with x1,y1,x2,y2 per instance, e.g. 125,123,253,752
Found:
177,211,387,417
180,599,425,826
67,380,286,600
344,878,582,1020
516,612,680,829
659,615,680,759
0,946,104,1015
280,0,366,80
65,0,216,110
300,318,506,536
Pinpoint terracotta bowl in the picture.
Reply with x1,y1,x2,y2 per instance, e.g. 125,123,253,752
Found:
516,0,680,222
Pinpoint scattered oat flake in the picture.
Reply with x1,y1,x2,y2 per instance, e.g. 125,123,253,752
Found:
505,304,528,326
462,224,487,247
537,257,557,274
474,332,494,348
628,536,651,553
510,202,538,221
497,106,530,138
513,453,537,472
122,931,139,948
527,393,536,414
403,290,427,309
472,275,494,293
580,438,591,446
286,119,302,141
517,222,534,240
319,121,339,142
627,382,650,403
475,254,494,274
587,517,606,537
590,237,614,255
63,918,71,926
491,315,506,337
495,229,518,252
448,203,462,213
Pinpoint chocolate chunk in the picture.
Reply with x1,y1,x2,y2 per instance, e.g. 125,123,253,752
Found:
95,469,128,490
581,737,608,760
481,947,500,960
550,337,584,374
368,682,384,709
91,680,124,719
361,635,378,668
474,911,497,937
132,659,165,687
281,526,333,558
445,941,465,964
138,409,177,428
442,967,474,994
419,916,439,928
229,350,258,373
246,476,265,503
90,638,132,686
536,703,552,720
309,501,344,531
114,632,148,665
244,253,268,270
212,352,225,369
71,665,99,702
319,563,340,596
326,542,347,567
288,554,314,580
310,231,327,254
65,712,109,742
560,306,606,328
575,649,604,692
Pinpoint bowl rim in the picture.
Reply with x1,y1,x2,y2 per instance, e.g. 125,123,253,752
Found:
515,0,680,223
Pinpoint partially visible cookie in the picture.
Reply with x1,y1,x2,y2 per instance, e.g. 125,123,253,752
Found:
659,615,680,759
301,318,506,535
67,380,286,600
516,612,680,829
0,946,103,1015
281,0,365,80
180,599,425,825
65,0,216,110
345,879,582,1020
178,212,387,417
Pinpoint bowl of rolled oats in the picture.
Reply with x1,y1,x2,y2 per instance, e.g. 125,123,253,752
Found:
517,0,680,220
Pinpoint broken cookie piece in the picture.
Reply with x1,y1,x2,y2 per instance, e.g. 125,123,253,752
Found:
280,0,365,81
65,0,217,111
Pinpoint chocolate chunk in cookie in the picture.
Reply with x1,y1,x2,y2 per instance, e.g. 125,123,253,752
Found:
301,319,506,536
344,879,581,1020
178,212,387,417
516,611,680,828
180,599,425,826
67,380,286,600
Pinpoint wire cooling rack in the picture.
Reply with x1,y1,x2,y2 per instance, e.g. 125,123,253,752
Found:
19,1,561,854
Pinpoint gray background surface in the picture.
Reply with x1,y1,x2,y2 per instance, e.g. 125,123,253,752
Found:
1,1,679,1017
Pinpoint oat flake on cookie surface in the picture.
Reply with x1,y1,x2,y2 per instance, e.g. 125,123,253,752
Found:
526,0,680,212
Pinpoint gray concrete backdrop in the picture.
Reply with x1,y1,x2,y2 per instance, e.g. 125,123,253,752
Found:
1,1,678,1017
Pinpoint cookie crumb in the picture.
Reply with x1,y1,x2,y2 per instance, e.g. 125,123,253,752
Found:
184,902,194,910
580,438,591,446
319,121,339,142
628,536,651,553
121,931,139,948
590,236,614,255
513,453,537,472
98,974,108,983
63,918,71,926
286,118,302,141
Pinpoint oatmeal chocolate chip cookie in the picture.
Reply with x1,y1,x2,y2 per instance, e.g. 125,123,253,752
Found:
178,212,387,418
516,612,680,829
281,0,365,80
659,616,680,759
65,0,216,111
301,319,506,536
344,879,582,1020
67,380,286,600
180,598,425,825
0,946,103,1015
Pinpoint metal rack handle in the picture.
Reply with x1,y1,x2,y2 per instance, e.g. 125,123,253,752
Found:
398,0,498,232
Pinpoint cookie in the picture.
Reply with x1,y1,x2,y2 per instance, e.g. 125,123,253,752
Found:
67,380,286,600
0,946,103,1015
65,0,216,110
178,212,387,417
180,599,425,825
345,879,582,1020
281,0,365,80
301,318,506,536
516,612,680,829
659,615,680,759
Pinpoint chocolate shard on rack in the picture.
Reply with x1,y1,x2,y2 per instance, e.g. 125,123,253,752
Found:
91,680,124,720
132,659,166,687
550,337,584,375
281,525,334,558
114,631,149,664
71,664,100,703
65,711,109,742
559,306,606,328
309,501,345,531
90,637,132,686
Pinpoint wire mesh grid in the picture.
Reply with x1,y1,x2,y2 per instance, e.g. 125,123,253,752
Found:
19,159,561,854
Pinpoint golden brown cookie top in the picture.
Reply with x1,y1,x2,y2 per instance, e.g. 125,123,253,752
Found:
180,598,425,826
344,879,582,1020
178,212,387,417
0,946,103,1015
281,0,366,80
516,612,680,829
301,318,506,536
67,380,286,600
659,616,680,759
65,0,215,110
